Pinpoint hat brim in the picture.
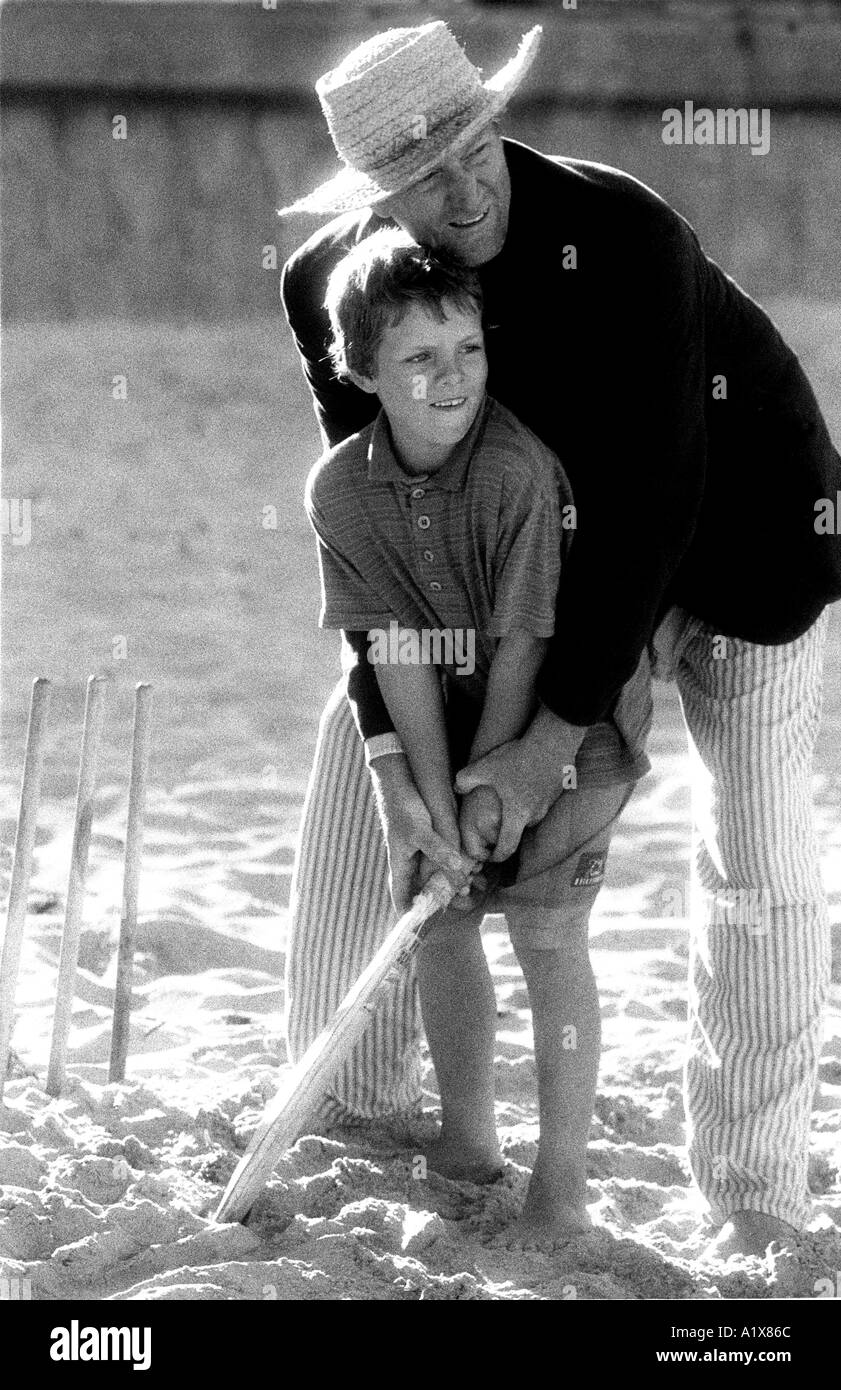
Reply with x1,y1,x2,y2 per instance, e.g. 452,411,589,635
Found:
279,25,542,217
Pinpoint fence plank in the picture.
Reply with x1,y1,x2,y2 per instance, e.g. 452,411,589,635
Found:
2,2,841,107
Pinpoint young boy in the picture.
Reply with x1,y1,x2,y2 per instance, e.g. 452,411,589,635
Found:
304,227,652,1247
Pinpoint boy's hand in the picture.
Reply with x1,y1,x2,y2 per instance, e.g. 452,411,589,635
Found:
418,804,478,914
458,784,503,861
370,755,476,913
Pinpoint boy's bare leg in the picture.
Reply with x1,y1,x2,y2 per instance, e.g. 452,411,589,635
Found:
415,911,503,1181
499,930,599,1246
487,780,636,1246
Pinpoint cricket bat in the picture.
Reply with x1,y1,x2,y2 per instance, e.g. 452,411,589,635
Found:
214,869,455,1224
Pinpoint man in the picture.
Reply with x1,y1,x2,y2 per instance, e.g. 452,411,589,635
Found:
279,21,841,1256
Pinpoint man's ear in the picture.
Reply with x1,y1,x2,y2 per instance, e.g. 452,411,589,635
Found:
347,368,378,395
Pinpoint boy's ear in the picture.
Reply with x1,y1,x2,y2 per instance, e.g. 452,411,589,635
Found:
347,368,378,395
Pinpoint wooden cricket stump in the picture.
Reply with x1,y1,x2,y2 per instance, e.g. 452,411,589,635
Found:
0,678,51,1099
109,684,153,1083
46,676,110,1096
1,676,153,1098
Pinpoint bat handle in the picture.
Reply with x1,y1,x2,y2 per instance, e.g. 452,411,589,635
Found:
412,869,458,923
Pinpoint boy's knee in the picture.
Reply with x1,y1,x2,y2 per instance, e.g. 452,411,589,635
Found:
509,919,591,964
504,889,597,955
419,907,484,953
511,942,565,980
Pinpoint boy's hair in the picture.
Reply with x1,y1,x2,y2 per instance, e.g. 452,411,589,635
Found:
324,227,483,381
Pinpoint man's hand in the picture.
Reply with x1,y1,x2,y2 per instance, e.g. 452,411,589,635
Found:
458,784,503,861
369,754,476,913
454,705,588,861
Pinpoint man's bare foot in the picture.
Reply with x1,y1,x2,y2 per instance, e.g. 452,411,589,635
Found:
490,1159,592,1251
702,1211,801,1262
424,1136,504,1184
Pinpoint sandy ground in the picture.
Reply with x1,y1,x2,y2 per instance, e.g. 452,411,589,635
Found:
0,310,839,1300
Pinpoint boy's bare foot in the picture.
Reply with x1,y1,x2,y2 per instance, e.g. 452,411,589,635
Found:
424,1136,504,1184
490,1160,592,1251
492,1208,592,1253
701,1211,800,1262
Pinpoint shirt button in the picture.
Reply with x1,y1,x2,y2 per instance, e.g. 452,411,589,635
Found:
430,581,442,592
417,515,431,529
423,550,434,562
411,487,425,500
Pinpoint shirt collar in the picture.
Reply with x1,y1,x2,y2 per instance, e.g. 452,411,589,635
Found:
367,393,493,492
354,209,382,245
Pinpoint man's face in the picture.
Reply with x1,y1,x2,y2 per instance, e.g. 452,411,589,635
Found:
378,124,510,267
355,298,487,469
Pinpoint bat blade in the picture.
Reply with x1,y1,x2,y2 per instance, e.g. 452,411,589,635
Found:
214,871,454,1224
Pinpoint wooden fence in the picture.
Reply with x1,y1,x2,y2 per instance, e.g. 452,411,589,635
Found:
2,0,840,318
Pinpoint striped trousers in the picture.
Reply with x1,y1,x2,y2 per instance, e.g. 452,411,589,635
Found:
664,607,831,1229
286,610,830,1224
286,680,422,1125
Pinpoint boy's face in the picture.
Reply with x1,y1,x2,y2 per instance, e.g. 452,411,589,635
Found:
355,299,487,468
377,124,510,268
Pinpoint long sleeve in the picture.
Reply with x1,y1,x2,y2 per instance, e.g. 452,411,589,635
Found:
342,630,394,740
283,232,393,737
537,212,708,725
280,239,379,451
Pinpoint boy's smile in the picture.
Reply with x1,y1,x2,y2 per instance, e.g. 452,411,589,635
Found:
353,299,488,474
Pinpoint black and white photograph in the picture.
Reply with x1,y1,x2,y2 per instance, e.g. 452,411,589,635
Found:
1,0,840,1329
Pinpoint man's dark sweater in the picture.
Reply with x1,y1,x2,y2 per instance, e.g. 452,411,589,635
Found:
282,138,841,732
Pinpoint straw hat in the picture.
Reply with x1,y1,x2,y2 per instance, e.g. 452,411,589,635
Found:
280,21,542,216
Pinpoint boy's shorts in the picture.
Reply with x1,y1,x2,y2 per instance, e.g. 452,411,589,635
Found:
437,654,650,949
442,779,636,951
